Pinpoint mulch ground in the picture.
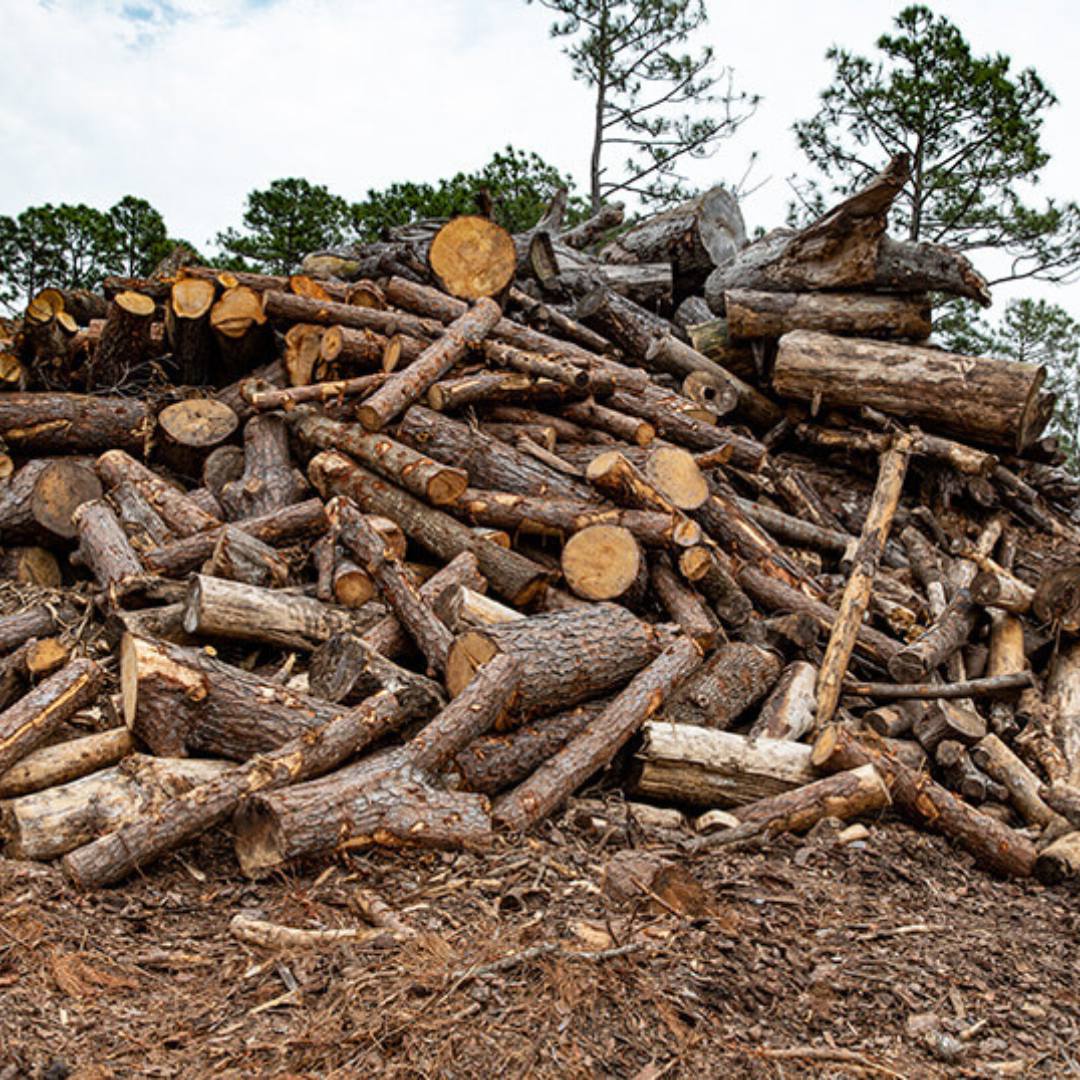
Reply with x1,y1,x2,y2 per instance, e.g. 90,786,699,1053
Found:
2,799,1078,1079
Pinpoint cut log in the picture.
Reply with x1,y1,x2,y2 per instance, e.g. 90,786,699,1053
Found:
0,393,150,454
912,701,987,753
0,547,61,587
642,445,708,511
182,574,378,650
970,734,1065,830
399,405,593,501
155,398,239,481
682,370,739,417
308,450,551,605
494,636,702,831
97,450,220,537
1033,565,1080,633
220,414,307,520
203,525,291,588
288,406,466,506
660,642,781,729
164,278,218,385
0,458,102,543
888,589,978,683
429,216,517,300
748,661,818,741
561,525,646,605
812,724,1036,877
446,603,670,720
935,740,1006,804
562,398,655,446
677,546,753,627
89,290,155,389
0,603,78,655
331,499,453,676
970,565,1034,614
1043,783,1080,828
5,755,231,862
357,298,503,431
0,727,133,799
629,723,818,807
319,325,406,372
108,480,173,551
1033,831,1080,885
71,500,143,591
725,289,931,341
650,555,716,649
0,658,104,777
560,202,625,249
1046,640,1080,788
209,285,272,384
774,331,1048,452
0,638,69,711
62,690,405,887
308,632,445,719
816,435,911,727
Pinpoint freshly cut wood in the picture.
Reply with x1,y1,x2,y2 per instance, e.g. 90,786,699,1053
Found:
494,636,702,831
971,734,1065,830
0,458,102,543
308,450,551,605
308,632,444,719
1033,831,1080,885
156,398,238,479
0,657,104,777
446,603,669,719
288,407,467,506
0,727,133,799
97,450,220,537
164,278,217,385
144,497,327,577
643,445,708,511
5,755,230,861
650,555,716,648
0,638,69,711
357,298,502,431
209,285,271,384
629,723,818,807
748,661,817,741
429,216,516,300
812,724,1036,877
452,700,605,794
561,525,646,605
331,499,453,676
816,436,911,727
660,642,781,729
725,289,931,341
319,325,405,371
72,500,143,591
434,585,523,632
90,290,155,389
399,405,593,501
774,331,1048,452
182,574,378,650
0,393,150,454
63,690,405,888
282,323,324,386
203,525,290,588
220,414,307,520
677,546,754,627
562,398,655,446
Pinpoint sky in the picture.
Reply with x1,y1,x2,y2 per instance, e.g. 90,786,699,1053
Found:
1,0,1078,320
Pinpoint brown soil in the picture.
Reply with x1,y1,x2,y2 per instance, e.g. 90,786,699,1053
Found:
2,799,1078,1079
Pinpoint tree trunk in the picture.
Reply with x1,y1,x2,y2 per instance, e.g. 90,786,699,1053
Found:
203,525,291,588
493,636,702,831
0,658,104,777
209,285,272,385
219,413,307,520
288,406,466,506
0,393,150,454
660,642,781,729
90,290,155,389
165,278,218,386
155,398,238,481
970,734,1066,830
0,458,102,543
774,330,1048,452
308,450,551,605
629,723,818,807
72,499,143,591
911,701,987,753
561,398,656,446
725,289,931,340
561,525,647,605
446,603,670,720
650,555,716,649
677,546,754,628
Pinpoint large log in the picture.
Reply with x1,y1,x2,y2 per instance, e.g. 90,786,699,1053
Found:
429,216,516,300
288,406,467,506
748,661,818,741
0,603,79,654
446,603,670,720
72,499,143,591
90,290,155,389
5,755,230,861
164,278,218,386
725,289,931,341
97,450,220,537
562,525,647,605
774,331,1049,452
629,723,818,807
0,458,102,543
308,450,551,605
493,636,702,831
0,393,150,454
219,413,307,520
660,642,781,729
0,727,133,799
0,658,104,777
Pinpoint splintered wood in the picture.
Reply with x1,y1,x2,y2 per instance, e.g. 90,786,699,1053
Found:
2,150,1080,908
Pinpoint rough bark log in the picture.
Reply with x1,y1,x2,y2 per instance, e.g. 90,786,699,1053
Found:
650,555,716,648
0,727,133,799
0,603,79,655
72,500,143,591
0,638,69,712
912,701,987,753
0,458,102,543
220,413,307,520
888,589,979,683
561,398,655,446
108,479,173,551
97,450,220,537
203,525,291,588
660,642,781,729
209,285,273,385
677,545,754,628
155,398,238,481
90,291,155,389
725,289,931,341
0,393,150,454
494,636,702,830
970,734,1065,830
164,278,218,386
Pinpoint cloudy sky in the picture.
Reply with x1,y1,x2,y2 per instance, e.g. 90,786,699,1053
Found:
2,0,1078,316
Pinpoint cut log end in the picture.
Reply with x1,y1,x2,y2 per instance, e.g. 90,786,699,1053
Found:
429,216,516,300
561,525,645,603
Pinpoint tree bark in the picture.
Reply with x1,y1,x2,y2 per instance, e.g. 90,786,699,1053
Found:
203,525,291,588
1033,830,1080,885
72,499,143,591
660,642,781,729
888,589,978,683
219,414,307,520
561,398,656,446
0,393,150,454
155,398,238,481
0,603,79,654
108,479,174,551
89,290,155,389
677,546,754,628
0,458,102,543
725,289,931,341
493,636,702,831
650,555,716,649
164,278,218,386
970,734,1066,830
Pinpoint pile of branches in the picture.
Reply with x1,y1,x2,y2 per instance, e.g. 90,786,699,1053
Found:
2,153,1080,903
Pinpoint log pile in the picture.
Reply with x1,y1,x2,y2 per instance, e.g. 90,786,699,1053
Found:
3,152,1080,902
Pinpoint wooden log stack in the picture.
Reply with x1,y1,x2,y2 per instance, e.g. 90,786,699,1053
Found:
3,153,1080,908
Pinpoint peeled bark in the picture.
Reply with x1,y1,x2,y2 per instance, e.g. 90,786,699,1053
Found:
748,661,818,741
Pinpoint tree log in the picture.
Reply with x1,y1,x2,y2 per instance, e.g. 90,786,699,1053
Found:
494,636,702,830
650,555,716,648
164,278,218,386
0,726,133,800
0,603,78,654
970,734,1065,830
71,500,143,591
558,524,645,605
0,458,102,543
748,661,818,741
209,285,272,385
1033,831,1080,885
725,289,931,341
888,589,979,683
1046,641,1080,788
220,413,307,520
155,398,238,481
429,216,516,299
89,290,155,389
660,642,781,729
676,546,754,628
203,525,291,588
108,479,173,551
0,393,150,454
774,331,1048,452
0,639,69,712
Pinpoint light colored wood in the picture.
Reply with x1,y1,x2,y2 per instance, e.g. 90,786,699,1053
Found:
429,216,516,300
561,524,646,604
0,728,134,799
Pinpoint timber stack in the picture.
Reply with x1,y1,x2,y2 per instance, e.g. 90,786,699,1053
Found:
2,151,1080,902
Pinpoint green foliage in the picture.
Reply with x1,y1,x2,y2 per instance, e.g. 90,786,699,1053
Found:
108,196,172,277
352,147,585,241
529,0,758,211
939,298,1080,467
216,178,351,275
792,5,1080,287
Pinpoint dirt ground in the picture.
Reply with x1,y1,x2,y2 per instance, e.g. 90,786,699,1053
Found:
2,798,1078,1080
